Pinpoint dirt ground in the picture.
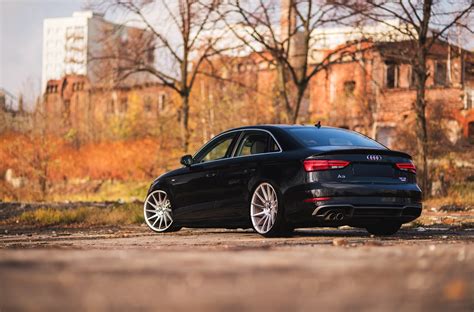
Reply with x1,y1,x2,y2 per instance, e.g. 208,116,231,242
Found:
0,226,473,311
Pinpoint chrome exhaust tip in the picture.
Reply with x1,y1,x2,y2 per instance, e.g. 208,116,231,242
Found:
335,212,344,221
325,212,336,221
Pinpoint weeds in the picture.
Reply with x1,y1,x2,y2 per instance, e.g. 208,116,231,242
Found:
15,202,144,227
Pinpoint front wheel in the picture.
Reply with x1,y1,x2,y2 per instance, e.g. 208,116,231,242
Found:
250,182,287,237
144,190,181,233
365,221,401,236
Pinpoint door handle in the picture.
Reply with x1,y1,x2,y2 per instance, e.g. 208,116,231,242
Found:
206,172,217,178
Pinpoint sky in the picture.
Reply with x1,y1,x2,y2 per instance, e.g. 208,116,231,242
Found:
0,0,84,104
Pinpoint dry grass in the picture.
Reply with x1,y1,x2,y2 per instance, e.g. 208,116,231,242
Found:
424,181,474,209
49,180,150,203
15,203,144,227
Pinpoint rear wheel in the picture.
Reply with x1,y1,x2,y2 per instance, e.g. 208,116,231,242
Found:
250,182,286,237
144,190,180,233
365,221,401,236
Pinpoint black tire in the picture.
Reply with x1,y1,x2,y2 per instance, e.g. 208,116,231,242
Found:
249,181,288,237
159,225,182,233
365,221,401,236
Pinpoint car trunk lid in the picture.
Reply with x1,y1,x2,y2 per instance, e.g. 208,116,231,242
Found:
304,148,415,184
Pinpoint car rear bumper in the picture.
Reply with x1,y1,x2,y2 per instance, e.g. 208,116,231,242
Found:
311,202,421,222
283,183,422,227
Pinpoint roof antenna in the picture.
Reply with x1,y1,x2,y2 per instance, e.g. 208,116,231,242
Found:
315,121,321,128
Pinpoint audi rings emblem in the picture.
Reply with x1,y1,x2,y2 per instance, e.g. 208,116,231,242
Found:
367,155,382,161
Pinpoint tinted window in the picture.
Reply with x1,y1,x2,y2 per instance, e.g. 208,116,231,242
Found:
268,136,280,152
288,128,385,148
194,133,236,163
235,133,269,156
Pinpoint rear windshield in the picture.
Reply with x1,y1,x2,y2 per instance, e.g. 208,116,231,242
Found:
288,128,385,148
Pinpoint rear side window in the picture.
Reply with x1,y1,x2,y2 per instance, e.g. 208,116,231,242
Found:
234,131,281,156
288,128,385,148
235,133,269,156
268,137,280,152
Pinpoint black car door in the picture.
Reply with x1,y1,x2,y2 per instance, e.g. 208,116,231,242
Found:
214,130,282,223
169,131,239,225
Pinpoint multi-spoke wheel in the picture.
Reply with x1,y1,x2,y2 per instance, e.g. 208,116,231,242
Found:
250,182,286,237
144,190,178,233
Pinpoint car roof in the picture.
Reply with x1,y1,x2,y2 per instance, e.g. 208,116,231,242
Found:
220,125,339,151
222,124,337,132
219,124,386,151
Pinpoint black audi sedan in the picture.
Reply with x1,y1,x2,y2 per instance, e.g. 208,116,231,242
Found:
144,125,422,237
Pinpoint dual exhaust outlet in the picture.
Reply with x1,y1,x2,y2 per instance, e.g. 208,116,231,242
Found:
325,211,345,221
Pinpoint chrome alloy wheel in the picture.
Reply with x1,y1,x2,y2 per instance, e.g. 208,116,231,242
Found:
144,190,173,232
250,182,278,234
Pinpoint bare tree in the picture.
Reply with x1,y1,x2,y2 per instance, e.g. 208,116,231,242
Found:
221,0,357,123
335,0,473,193
91,0,228,153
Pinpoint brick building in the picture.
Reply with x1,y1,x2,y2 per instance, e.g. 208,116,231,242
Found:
42,75,172,142
308,40,474,147
41,38,474,147
39,6,474,149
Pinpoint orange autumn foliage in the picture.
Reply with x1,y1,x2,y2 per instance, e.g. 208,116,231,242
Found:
0,132,179,184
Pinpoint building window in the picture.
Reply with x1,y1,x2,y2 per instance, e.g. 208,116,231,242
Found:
120,98,128,113
107,99,115,114
144,96,152,112
46,85,58,94
72,82,84,91
385,63,399,89
343,81,356,96
434,61,447,86
376,126,395,148
410,66,417,88
465,89,473,110
158,94,166,111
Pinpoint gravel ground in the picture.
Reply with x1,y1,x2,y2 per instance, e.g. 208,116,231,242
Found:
0,226,473,311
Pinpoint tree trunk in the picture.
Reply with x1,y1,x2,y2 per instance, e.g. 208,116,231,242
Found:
414,0,433,196
276,64,292,123
292,84,307,123
414,73,429,195
180,93,190,153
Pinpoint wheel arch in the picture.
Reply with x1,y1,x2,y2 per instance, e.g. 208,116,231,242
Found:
147,179,177,209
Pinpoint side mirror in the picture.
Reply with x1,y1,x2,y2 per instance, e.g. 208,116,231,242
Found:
180,154,193,167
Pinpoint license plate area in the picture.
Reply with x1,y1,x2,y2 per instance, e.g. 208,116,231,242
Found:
353,164,394,177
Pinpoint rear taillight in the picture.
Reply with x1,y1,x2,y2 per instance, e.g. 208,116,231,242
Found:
395,162,416,174
303,197,331,203
303,160,350,172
